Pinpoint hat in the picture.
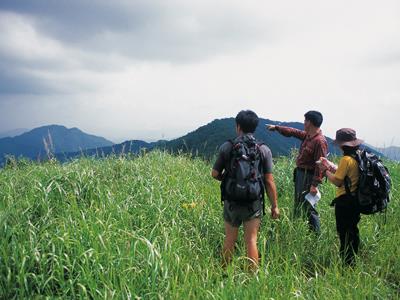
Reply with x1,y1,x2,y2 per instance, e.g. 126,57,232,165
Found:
334,128,364,147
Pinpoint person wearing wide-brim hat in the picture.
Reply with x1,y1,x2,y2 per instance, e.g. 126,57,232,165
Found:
320,128,363,266
333,128,364,147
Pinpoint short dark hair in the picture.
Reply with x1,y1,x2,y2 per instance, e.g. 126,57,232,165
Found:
235,110,259,133
304,110,323,127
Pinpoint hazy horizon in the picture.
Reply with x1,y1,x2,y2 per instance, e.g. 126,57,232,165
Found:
1,117,399,149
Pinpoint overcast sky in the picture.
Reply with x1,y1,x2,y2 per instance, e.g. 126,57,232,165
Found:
0,0,399,147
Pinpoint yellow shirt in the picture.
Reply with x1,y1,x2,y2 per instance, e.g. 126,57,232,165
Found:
334,156,359,197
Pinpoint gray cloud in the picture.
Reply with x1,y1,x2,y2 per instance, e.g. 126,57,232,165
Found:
0,0,270,63
0,55,98,95
0,1,271,95
0,66,53,95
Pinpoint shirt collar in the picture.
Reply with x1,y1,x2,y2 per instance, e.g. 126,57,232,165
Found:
307,128,322,139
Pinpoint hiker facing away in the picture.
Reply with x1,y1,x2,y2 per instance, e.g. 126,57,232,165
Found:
319,128,362,266
212,110,279,269
267,111,327,233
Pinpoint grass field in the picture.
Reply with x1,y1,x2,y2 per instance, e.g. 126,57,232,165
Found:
0,151,399,299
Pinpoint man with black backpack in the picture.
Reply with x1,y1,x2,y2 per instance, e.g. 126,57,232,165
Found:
212,110,279,270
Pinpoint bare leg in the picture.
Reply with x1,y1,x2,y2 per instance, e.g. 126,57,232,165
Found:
222,221,239,267
243,217,261,270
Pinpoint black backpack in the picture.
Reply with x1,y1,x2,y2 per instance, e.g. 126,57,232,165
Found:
221,136,265,205
345,150,391,214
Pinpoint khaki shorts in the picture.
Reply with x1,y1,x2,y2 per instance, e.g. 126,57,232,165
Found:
223,200,263,227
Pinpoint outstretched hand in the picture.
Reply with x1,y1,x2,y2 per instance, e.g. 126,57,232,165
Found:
266,124,276,131
316,157,337,173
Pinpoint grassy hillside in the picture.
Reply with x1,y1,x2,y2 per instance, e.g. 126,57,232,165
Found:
0,152,399,299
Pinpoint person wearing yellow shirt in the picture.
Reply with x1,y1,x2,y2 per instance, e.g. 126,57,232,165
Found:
320,128,363,266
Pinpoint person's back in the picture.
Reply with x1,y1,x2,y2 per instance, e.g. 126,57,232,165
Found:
323,128,363,266
335,155,359,197
212,110,279,270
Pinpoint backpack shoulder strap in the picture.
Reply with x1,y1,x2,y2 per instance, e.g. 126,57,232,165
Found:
220,139,234,204
255,139,264,145
226,139,236,155
344,176,352,195
222,139,237,178
343,154,358,196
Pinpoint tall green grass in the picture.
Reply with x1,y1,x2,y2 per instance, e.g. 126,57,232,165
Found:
0,151,399,299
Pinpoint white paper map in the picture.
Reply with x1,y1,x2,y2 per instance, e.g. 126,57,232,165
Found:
305,191,321,207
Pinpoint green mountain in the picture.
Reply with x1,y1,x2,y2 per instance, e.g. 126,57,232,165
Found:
0,125,113,165
58,118,341,161
8,118,382,165
162,118,340,158
56,140,156,161
161,118,386,158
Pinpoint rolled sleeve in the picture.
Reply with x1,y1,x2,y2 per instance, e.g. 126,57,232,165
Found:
276,126,307,140
212,142,232,173
312,138,328,186
334,158,350,181
260,145,273,174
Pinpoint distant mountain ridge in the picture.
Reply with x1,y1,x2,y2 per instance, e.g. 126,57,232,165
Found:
0,125,113,165
57,140,156,161
2,119,386,166
57,118,343,161
160,118,342,158
0,128,29,138
59,118,386,162
373,146,400,161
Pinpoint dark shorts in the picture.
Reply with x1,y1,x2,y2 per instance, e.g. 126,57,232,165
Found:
223,200,263,227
